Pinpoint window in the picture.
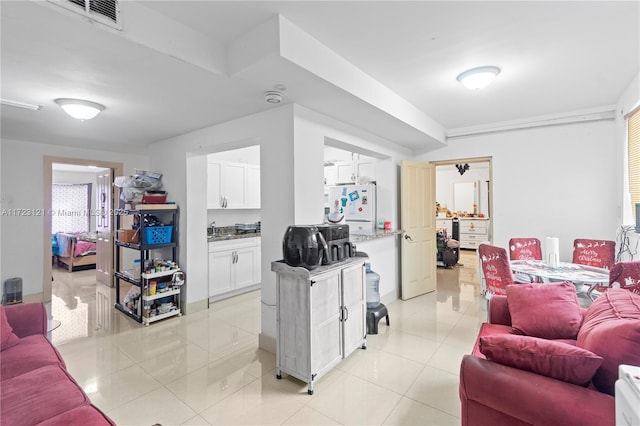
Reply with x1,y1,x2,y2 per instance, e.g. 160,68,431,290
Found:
629,108,640,223
52,183,92,233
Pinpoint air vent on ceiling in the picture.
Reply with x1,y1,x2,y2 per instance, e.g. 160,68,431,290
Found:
48,0,121,30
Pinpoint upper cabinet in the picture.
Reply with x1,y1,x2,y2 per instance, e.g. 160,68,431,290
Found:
325,158,376,185
207,160,261,209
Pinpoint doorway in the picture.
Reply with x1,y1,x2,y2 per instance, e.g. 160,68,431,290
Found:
433,157,493,248
43,156,123,343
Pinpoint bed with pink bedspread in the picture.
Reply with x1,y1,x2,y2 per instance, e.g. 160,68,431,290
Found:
53,232,97,272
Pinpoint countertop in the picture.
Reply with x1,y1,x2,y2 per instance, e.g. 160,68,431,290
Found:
349,229,403,243
207,226,261,242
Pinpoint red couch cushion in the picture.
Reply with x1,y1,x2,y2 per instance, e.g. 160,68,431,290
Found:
471,323,513,358
0,305,20,351
0,364,91,426
0,334,66,380
506,282,583,339
479,334,603,386
577,289,640,395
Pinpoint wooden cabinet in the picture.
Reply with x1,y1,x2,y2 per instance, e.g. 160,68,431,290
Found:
208,237,261,300
271,255,367,395
207,160,260,209
458,218,490,249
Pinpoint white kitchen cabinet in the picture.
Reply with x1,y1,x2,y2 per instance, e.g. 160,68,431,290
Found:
207,160,261,209
458,218,490,249
272,255,367,395
245,164,260,208
324,165,337,186
356,159,376,182
336,161,357,183
208,237,261,299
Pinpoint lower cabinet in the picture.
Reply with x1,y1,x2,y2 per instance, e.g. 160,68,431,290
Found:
208,237,261,300
271,255,367,395
458,218,490,249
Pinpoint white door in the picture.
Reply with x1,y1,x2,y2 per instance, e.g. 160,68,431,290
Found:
223,162,246,208
341,262,366,358
209,250,233,296
245,165,261,208
96,169,113,286
400,161,436,299
207,162,222,209
310,271,343,372
234,246,256,289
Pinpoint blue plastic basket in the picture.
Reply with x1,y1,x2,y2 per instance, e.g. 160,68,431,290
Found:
144,226,173,245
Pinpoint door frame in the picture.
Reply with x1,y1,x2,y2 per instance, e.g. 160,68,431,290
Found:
43,156,123,303
431,156,494,245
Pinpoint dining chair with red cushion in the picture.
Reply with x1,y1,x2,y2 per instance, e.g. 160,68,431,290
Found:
572,239,615,299
509,238,543,283
508,238,543,261
478,243,520,296
572,239,615,269
608,260,640,295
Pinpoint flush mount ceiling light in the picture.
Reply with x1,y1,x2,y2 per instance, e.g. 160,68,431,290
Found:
54,98,105,120
1,98,43,110
456,66,501,90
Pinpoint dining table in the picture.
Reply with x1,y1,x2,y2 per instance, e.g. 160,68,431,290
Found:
509,260,610,298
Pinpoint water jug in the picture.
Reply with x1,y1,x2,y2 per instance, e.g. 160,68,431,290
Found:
365,263,380,309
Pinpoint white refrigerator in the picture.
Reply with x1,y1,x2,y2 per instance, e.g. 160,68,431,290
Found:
328,183,377,230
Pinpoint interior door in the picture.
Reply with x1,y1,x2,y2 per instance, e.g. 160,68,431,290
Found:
400,161,436,299
96,169,113,286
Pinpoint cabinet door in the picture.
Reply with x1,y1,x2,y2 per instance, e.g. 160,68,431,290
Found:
253,243,261,284
234,246,256,289
222,162,246,208
336,161,356,183
310,271,343,373
324,166,337,186
207,162,223,209
245,165,260,208
341,263,366,358
357,160,376,182
209,250,234,296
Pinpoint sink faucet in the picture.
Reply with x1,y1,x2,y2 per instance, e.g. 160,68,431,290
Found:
208,221,216,236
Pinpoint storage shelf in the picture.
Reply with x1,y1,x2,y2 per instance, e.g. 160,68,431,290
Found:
116,240,177,250
143,309,181,325
141,268,181,279
115,302,141,322
142,288,181,301
114,272,141,287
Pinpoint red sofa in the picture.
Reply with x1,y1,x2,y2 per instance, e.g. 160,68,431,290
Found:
1,302,115,425
460,286,640,426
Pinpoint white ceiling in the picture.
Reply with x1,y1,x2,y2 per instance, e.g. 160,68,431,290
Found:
1,1,638,154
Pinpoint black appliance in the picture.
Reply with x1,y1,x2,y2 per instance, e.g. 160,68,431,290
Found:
282,226,329,270
316,224,354,263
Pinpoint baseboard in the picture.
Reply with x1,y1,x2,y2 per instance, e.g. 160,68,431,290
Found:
258,332,276,354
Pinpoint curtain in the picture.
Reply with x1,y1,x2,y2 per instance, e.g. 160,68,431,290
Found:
52,183,92,233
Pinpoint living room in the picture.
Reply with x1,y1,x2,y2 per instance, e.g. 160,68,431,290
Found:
1,2,639,425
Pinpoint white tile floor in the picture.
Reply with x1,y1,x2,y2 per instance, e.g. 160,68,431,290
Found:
50,251,486,425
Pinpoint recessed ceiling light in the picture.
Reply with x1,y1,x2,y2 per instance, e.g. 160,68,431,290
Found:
457,66,501,90
1,98,43,110
54,98,105,120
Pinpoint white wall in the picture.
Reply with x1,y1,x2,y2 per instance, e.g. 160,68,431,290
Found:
419,120,618,262
0,139,149,297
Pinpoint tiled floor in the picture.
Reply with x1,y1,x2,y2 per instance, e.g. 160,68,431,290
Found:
50,251,486,425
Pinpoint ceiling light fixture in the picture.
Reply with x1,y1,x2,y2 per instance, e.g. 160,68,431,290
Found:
456,66,501,90
54,98,105,120
1,98,43,110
